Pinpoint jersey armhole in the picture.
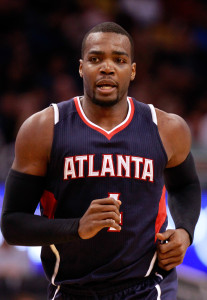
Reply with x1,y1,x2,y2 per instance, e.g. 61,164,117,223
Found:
50,103,59,124
148,104,157,125
148,104,168,164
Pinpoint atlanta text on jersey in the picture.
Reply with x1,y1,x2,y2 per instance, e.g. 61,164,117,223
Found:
64,154,154,182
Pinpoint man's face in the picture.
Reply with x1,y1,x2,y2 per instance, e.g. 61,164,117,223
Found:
79,32,136,107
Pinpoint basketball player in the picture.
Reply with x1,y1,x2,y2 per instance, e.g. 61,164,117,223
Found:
1,22,201,299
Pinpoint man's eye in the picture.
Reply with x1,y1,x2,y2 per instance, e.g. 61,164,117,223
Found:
89,57,99,63
116,58,126,64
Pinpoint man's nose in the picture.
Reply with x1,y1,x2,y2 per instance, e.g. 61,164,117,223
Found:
100,61,115,75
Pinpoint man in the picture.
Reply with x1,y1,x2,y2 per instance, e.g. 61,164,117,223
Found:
1,22,201,300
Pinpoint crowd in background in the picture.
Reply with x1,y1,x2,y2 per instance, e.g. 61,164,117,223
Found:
1,0,207,181
0,1,207,298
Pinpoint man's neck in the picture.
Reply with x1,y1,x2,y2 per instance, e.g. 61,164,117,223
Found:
80,96,129,131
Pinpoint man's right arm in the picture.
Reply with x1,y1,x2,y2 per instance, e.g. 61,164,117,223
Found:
1,107,121,246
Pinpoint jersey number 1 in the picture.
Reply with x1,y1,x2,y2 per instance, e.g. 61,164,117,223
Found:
107,193,123,232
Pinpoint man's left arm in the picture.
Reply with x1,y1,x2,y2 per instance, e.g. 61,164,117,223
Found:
156,110,201,271
157,153,201,270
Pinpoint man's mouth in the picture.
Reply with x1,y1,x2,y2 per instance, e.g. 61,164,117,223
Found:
96,79,118,93
97,84,116,90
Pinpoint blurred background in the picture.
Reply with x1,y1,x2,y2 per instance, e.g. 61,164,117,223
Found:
0,0,207,299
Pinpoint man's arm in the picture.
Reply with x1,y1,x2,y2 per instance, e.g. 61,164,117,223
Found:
1,107,121,246
156,110,201,271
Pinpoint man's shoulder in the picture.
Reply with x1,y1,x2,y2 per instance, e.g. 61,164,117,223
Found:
12,106,54,175
155,108,190,135
18,106,54,136
155,108,191,167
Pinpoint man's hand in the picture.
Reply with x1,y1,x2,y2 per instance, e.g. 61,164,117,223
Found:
78,198,121,239
156,228,191,271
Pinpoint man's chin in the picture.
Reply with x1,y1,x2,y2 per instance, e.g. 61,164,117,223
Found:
91,96,119,107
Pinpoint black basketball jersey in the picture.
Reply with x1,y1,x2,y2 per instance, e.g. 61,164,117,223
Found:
40,96,168,288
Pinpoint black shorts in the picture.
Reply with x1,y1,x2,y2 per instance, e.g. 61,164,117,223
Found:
48,268,177,300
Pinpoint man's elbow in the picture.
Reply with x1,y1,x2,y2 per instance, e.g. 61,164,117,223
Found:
1,213,18,245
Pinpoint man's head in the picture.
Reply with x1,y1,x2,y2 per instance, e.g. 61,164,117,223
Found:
79,22,136,107
81,22,134,61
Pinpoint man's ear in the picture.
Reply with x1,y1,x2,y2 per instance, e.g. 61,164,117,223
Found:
131,62,136,81
79,59,83,78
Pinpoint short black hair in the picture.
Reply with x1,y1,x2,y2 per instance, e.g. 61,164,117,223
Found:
81,22,134,61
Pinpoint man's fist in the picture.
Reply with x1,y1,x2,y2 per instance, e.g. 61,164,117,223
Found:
78,197,122,239
156,228,190,271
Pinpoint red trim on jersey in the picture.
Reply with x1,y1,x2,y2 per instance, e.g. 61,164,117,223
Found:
74,97,135,140
154,186,167,243
40,190,57,219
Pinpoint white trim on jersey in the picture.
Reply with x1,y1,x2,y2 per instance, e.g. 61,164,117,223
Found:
145,251,157,277
50,244,60,285
51,103,59,124
155,272,163,280
148,104,157,125
155,284,161,300
77,96,132,134
51,285,60,300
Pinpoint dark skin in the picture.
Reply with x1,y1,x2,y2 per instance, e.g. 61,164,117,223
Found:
12,32,190,271
79,32,136,130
